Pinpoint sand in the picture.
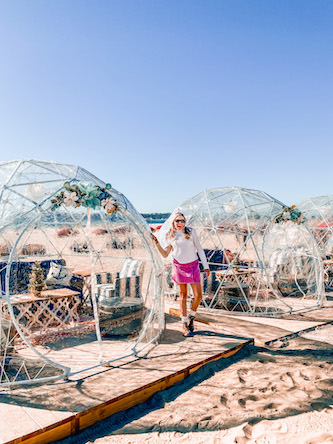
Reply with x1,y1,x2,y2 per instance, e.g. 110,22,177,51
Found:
54,305,332,444
3,225,333,443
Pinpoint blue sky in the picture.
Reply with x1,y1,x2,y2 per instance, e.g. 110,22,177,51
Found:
0,1,332,212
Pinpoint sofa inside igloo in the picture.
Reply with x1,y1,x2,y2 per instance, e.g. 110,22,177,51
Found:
0,159,163,387
159,187,323,315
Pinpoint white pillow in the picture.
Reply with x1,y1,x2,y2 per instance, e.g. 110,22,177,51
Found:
46,262,72,286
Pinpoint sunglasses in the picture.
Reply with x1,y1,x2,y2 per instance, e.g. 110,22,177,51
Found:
175,219,185,223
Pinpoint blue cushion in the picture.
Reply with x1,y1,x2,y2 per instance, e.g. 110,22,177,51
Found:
198,249,226,271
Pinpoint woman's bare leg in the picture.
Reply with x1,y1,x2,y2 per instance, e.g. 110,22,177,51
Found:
190,282,202,312
179,284,192,336
187,282,203,333
178,283,188,317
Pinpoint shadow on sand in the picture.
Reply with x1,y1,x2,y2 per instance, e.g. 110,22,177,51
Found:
54,337,333,444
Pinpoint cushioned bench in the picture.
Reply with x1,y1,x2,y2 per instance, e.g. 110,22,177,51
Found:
95,258,144,303
0,259,65,295
199,249,226,271
0,259,84,303
94,258,145,336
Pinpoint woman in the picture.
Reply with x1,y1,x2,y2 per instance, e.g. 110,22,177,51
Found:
151,212,210,337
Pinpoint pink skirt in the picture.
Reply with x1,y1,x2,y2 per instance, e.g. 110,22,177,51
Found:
172,259,201,284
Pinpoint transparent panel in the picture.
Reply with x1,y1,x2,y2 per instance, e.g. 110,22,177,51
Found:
298,195,333,256
263,221,323,312
0,160,163,387
159,187,323,316
297,195,333,291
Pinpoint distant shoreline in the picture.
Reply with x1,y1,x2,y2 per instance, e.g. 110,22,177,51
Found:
141,213,170,225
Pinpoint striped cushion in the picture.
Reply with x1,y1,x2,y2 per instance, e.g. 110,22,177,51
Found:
95,272,116,301
97,259,143,303
112,275,141,299
95,283,115,299
119,259,141,279
96,272,113,285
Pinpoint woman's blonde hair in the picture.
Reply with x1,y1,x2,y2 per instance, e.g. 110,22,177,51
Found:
166,212,191,242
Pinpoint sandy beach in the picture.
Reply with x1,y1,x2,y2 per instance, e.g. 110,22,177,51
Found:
1,224,332,444
2,1,333,442
2,224,332,444
52,302,333,444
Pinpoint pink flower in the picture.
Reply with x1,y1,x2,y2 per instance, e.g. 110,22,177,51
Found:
64,191,79,207
101,197,116,213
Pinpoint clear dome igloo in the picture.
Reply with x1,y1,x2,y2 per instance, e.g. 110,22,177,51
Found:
297,195,333,292
297,195,333,256
0,159,163,387
159,187,323,315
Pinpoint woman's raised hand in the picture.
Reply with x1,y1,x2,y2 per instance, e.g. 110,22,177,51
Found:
151,233,158,245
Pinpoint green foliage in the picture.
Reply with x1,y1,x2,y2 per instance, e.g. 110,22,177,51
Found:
275,205,306,225
50,181,116,212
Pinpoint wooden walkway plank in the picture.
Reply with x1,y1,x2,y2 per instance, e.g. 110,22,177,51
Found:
169,307,291,346
0,403,46,444
1,320,253,444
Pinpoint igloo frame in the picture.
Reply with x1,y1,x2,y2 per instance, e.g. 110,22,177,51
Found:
0,159,164,387
297,195,333,291
297,195,333,256
160,187,323,315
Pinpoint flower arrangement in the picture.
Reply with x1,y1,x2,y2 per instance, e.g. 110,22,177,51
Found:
51,181,118,213
275,205,306,225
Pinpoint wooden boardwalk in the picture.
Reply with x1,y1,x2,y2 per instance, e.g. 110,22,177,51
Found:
0,316,253,444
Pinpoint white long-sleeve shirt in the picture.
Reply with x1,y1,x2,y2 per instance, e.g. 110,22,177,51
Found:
168,228,209,269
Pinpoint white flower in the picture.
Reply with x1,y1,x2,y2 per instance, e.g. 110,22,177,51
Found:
101,197,116,212
64,191,79,207
282,211,291,220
